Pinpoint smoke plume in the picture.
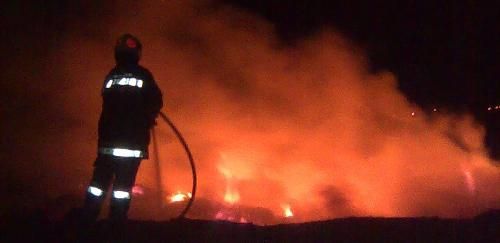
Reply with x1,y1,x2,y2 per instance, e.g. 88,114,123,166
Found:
3,0,499,224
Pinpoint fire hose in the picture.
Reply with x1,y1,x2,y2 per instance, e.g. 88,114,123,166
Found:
151,112,197,219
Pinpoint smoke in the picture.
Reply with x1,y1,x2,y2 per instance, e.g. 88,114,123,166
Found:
3,0,499,224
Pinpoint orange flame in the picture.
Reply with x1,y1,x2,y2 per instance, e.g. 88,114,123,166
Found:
218,164,240,204
224,189,240,204
169,191,192,203
282,204,294,218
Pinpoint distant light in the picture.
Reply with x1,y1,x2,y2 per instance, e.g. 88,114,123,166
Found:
137,80,143,88
433,108,438,112
411,112,415,116
488,107,492,111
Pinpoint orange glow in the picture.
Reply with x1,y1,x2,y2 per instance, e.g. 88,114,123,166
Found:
460,165,476,194
39,1,500,225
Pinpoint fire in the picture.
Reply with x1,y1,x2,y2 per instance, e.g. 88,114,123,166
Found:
282,204,294,218
224,189,240,204
214,209,248,223
218,164,240,204
169,191,192,203
15,0,500,226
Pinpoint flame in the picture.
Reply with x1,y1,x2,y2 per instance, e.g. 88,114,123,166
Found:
169,191,192,203
282,204,294,218
214,209,247,223
224,189,240,204
218,164,240,204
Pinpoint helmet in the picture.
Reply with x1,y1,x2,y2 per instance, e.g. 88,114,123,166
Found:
114,34,142,65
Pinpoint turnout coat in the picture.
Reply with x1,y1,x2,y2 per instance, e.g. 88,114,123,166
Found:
97,64,163,158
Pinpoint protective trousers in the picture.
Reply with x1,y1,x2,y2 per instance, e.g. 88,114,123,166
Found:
83,154,141,223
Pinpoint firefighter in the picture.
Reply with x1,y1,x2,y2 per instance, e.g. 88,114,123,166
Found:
82,34,163,223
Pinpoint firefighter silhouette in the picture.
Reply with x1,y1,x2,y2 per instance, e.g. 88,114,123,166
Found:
83,34,163,223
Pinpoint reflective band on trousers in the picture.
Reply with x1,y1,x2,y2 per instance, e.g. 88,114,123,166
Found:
88,186,104,197
99,147,143,158
113,191,130,199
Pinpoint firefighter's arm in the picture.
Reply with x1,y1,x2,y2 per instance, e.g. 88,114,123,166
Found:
101,69,115,95
144,73,163,126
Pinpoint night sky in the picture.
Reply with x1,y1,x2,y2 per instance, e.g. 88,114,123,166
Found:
228,1,499,109
1,0,498,222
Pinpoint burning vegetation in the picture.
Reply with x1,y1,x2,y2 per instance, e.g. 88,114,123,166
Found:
8,0,499,225
120,2,500,221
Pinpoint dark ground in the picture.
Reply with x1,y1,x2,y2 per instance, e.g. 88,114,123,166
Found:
2,209,499,243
